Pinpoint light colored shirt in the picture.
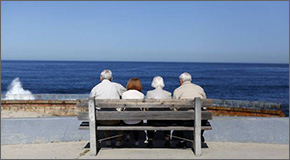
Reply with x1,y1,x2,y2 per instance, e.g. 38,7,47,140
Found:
90,79,126,111
146,87,171,99
122,90,144,125
90,79,126,99
173,81,206,100
146,87,172,111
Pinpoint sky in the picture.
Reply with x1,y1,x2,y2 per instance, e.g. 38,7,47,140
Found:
1,1,289,63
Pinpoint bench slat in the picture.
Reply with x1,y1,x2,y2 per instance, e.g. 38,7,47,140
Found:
78,111,212,120
96,99,193,104
98,126,212,131
96,99,194,108
77,99,212,108
78,124,212,131
96,111,212,120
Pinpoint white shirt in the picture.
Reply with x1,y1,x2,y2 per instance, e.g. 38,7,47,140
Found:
90,79,126,99
122,90,144,125
90,79,126,111
146,87,172,99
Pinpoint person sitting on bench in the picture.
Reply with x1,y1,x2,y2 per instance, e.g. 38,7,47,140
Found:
173,72,207,148
121,77,145,146
90,69,126,147
146,76,172,148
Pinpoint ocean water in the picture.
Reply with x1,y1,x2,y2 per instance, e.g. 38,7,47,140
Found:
1,60,289,116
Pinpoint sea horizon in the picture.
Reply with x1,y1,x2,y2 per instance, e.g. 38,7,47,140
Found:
1,59,289,65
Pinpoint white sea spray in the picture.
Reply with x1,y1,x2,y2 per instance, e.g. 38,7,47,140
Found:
4,77,35,100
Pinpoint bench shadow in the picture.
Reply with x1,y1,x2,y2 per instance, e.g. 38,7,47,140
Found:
84,131,209,149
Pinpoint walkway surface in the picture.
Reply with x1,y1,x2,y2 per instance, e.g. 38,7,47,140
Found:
1,116,289,145
1,141,289,159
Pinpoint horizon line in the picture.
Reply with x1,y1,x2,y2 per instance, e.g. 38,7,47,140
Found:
1,59,289,65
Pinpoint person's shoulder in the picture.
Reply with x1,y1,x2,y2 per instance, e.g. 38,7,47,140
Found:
121,90,130,98
112,82,123,87
122,90,130,95
133,90,145,98
136,90,145,96
91,82,102,90
164,90,172,96
173,85,182,93
146,90,154,95
192,83,205,90
145,90,154,99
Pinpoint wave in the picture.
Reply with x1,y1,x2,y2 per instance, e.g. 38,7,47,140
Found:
4,78,35,100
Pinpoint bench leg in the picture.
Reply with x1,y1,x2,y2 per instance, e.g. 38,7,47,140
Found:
96,130,101,154
89,98,100,156
192,98,202,156
90,127,100,155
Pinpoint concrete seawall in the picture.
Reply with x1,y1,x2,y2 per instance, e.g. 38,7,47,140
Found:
1,116,288,145
2,99,286,117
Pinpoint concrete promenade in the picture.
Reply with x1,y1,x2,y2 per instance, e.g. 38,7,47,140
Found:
1,116,289,144
1,116,289,159
1,141,289,159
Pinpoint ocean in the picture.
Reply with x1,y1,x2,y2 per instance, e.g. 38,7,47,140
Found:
1,60,289,116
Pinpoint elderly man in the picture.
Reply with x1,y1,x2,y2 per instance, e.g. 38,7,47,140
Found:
90,69,126,99
173,72,207,148
90,69,126,147
173,72,206,100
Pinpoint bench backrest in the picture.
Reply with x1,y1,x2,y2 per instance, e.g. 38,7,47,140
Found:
81,98,212,121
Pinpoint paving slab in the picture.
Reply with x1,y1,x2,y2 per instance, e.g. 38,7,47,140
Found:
1,141,289,159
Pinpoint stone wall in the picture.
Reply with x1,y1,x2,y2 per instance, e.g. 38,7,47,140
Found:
1,100,81,116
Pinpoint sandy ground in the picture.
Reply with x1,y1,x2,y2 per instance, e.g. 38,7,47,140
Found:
1,141,289,159
1,110,52,118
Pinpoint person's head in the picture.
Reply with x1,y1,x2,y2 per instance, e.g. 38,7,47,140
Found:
179,72,192,85
100,69,113,81
126,77,142,92
151,76,165,89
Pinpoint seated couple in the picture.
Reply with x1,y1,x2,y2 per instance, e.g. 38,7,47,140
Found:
90,69,207,148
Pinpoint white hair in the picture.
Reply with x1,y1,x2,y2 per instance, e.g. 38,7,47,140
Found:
100,69,112,80
151,76,165,88
179,72,192,82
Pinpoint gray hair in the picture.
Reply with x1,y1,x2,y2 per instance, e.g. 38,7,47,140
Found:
179,72,192,82
100,69,112,80
151,76,165,88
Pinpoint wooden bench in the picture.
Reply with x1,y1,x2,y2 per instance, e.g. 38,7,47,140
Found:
77,97,212,157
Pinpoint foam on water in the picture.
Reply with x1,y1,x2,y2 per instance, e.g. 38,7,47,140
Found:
4,78,35,100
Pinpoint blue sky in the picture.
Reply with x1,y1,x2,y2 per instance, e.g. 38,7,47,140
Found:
1,1,289,63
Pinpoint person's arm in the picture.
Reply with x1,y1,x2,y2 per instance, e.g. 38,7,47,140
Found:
168,92,172,99
140,94,145,111
90,87,101,110
201,89,207,110
145,91,152,99
201,88,207,99
173,89,179,111
89,87,95,98
114,83,127,97
202,91,207,99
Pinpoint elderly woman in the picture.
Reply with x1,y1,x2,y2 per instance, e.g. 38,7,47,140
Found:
146,76,172,148
122,77,144,146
